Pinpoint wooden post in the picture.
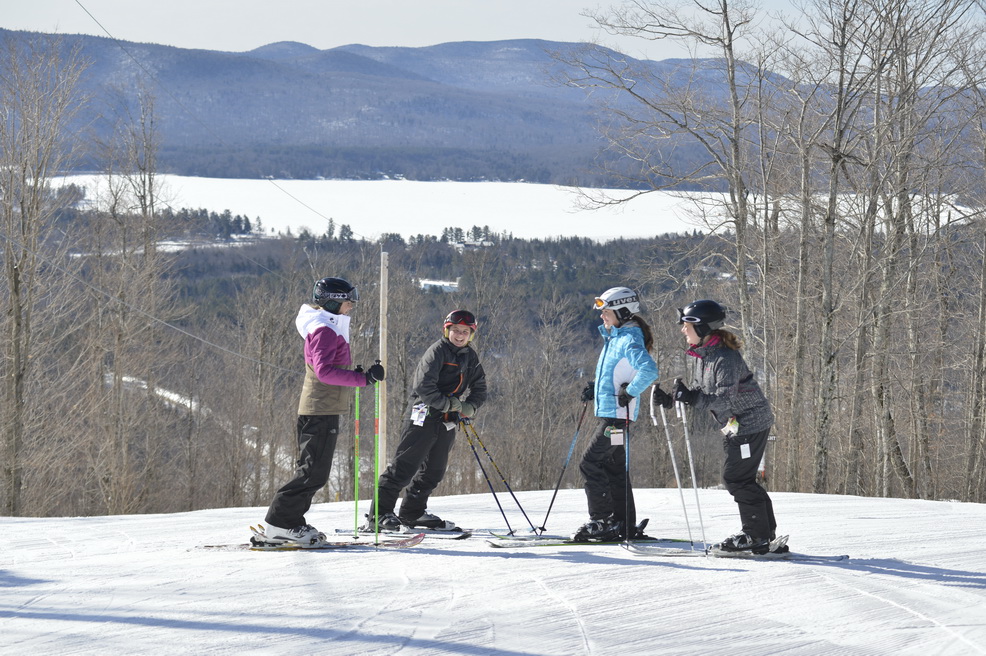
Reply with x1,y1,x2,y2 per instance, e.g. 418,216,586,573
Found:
378,250,389,459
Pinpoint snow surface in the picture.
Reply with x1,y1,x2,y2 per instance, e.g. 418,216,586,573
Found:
56,175,709,242
4,488,986,655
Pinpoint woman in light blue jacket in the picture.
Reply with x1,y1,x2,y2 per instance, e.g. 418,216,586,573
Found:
573,286,659,542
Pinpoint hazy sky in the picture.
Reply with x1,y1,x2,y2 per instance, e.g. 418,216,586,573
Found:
1,0,789,61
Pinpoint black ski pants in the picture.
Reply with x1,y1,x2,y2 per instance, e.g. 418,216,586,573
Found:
722,427,776,540
579,417,635,534
371,418,457,521
265,414,339,529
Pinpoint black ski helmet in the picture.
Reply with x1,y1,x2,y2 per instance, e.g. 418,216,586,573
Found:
678,300,727,338
312,277,358,314
593,287,641,322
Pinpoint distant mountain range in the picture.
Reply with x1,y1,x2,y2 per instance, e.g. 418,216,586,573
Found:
0,29,714,185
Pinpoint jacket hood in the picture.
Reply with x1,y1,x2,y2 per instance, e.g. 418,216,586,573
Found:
296,304,351,339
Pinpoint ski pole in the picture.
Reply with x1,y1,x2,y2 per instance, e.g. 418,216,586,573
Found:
464,421,538,532
373,368,382,545
353,383,361,539
650,385,694,546
538,400,589,534
622,398,632,548
675,378,707,550
462,421,514,535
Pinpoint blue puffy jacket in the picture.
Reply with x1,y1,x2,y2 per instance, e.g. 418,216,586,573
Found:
592,320,659,421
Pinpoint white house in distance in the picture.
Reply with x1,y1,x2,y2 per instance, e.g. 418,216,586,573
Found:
418,277,461,293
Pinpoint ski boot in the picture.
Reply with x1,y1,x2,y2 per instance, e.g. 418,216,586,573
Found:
571,515,623,542
360,512,402,532
628,518,650,540
256,523,326,548
716,532,771,555
400,511,458,531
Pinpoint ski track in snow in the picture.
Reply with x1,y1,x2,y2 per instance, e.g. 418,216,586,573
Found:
809,564,986,654
3,489,986,655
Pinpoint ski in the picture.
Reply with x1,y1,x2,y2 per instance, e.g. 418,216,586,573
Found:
486,536,693,549
336,527,472,540
628,544,849,562
201,525,425,551
488,530,693,543
488,531,570,541
489,519,667,543
629,537,849,562
201,532,425,551
255,531,425,551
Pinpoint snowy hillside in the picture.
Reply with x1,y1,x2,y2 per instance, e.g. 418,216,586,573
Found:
4,488,986,654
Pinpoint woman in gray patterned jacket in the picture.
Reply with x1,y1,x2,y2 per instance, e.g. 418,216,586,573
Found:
670,299,782,555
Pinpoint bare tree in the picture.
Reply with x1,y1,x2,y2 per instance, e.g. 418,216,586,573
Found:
0,35,88,515
75,81,190,514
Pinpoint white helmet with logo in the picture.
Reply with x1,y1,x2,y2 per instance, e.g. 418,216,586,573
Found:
593,287,641,322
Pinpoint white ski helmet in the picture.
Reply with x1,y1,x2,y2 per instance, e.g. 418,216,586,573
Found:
593,286,641,322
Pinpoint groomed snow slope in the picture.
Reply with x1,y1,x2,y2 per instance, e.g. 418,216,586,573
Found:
3,489,986,655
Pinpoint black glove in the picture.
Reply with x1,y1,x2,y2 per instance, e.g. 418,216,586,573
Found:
652,385,673,409
580,381,594,403
617,382,633,408
365,361,385,384
673,378,699,405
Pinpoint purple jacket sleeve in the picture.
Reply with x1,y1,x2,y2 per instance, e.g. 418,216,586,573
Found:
307,326,369,387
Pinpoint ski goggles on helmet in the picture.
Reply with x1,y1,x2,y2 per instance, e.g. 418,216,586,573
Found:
595,296,635,310
327,288,359,302
444,310,477,330
679,312,703,324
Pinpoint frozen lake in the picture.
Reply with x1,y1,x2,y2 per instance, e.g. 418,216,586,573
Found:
57,175,712,242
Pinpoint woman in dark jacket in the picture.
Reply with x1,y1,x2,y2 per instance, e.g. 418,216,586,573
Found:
671,300,782,554
364,309,487,531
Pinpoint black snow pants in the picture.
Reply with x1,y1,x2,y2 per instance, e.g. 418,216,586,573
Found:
579,417,636,535
265,414,340,529
371,417,457,521
721,427,777,540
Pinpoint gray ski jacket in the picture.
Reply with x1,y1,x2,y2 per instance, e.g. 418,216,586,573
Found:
684,335,773,436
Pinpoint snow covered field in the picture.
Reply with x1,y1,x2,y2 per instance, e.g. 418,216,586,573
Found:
56,175,706,241
3,488,986,655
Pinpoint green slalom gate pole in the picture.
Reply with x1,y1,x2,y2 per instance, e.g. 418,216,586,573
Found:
353,385,360,539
